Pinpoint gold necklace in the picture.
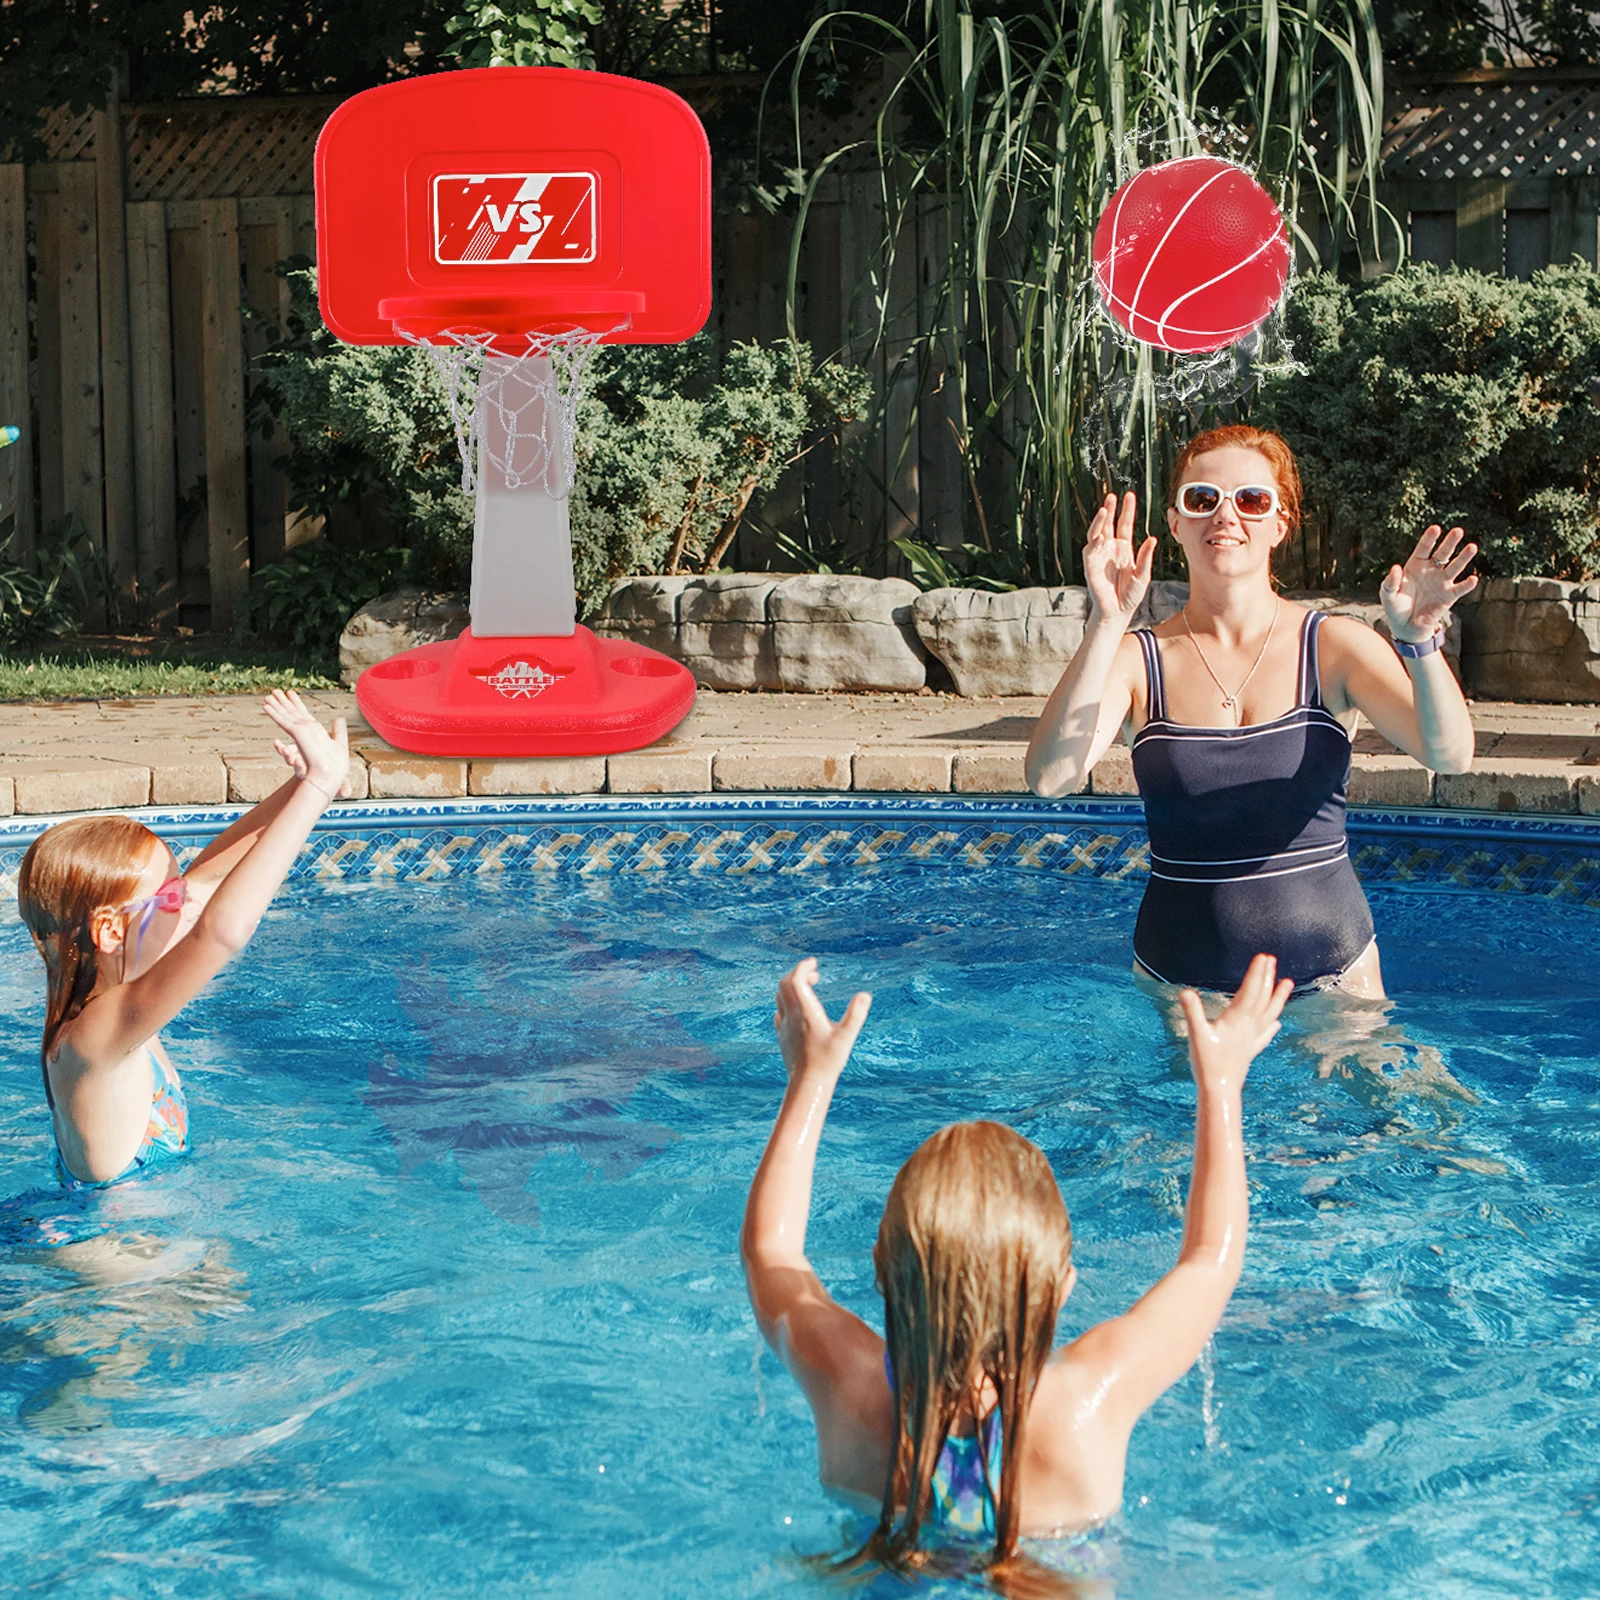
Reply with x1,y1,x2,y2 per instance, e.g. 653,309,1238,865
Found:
1181,601,1279,725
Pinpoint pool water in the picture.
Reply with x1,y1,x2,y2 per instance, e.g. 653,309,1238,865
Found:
0,859,1596,1598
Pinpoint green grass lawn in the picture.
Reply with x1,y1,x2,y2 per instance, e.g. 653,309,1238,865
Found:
0,636,342,699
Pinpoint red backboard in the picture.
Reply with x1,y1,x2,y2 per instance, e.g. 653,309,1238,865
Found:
316,68,711,345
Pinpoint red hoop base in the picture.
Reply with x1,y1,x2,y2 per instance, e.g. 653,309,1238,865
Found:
354,625,695,757
379,290,645,341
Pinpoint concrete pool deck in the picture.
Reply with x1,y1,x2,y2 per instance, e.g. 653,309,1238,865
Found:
0,689,1597,819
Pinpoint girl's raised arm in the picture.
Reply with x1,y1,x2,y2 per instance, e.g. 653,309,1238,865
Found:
1066,953,1291,1430
70,693,350,1066
181,697,356,894
740,960,877,1392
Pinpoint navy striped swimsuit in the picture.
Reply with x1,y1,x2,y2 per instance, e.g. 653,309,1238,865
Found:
1129,610,1374,992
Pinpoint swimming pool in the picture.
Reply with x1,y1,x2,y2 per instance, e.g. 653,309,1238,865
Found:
0,797,1596,1598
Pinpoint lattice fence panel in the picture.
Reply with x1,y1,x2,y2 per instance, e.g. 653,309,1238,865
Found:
1384,78,1600,180
125,98,337,202
0,103,98,162
41,104,98,161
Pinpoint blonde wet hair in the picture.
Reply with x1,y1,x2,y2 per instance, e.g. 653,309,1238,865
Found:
862,1120,1074,1585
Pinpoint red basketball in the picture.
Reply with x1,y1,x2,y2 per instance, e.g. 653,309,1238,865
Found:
1092,157,1291,354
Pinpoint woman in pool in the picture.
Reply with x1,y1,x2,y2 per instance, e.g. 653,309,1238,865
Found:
16,690,350,1188
1025,425,1478,998
741,953,1290,1584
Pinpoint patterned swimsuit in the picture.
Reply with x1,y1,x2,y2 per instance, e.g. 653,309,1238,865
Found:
54,1045,190,1190
884,1352,1005,1537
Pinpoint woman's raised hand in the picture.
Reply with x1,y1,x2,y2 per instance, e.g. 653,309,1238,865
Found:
263,689,352,798
1082,491,1157,624
1178,953,1293,1097
1380,524,1479,644
774,958,872,1085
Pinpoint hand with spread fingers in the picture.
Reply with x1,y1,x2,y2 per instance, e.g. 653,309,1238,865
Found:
1178,952,1294,1097
264,689,353,799
1380,524,1480,646
1082,490,1158,625
774,958,872,1085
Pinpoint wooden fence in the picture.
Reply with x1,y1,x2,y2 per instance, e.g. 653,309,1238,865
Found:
1381,68,1600,276
2,67,1597,630
2,97,325,630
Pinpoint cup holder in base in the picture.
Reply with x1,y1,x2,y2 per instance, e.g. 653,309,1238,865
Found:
367,656,442,681
609,655,682,679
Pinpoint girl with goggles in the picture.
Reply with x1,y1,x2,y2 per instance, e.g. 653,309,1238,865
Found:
1025,424,1478,999
16,692,352,1188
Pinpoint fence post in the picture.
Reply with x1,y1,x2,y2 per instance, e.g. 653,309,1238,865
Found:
917,193,964,556
96,94,137,622
201,196,249,633
1455,177,1508,273
54,162,106,625
798,177,844,551
126,200,179,624
240,196,298,570
840,171,888,569
0,163,33,564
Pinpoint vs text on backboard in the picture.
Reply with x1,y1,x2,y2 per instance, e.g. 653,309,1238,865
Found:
432,173,598,266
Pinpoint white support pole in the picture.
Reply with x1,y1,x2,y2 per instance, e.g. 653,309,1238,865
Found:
468,354,577,638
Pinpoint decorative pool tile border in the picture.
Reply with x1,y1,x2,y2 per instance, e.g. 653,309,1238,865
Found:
3,795,1600,906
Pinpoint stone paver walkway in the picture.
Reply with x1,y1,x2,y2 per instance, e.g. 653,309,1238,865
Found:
0,690,1597,817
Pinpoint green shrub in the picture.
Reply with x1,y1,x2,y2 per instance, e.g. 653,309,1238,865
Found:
573,336,873,595
1254,265,1600,582
0,514,112,647
252,269,473,579
249,542,415,652
890,537,1020,592
253,265,871,612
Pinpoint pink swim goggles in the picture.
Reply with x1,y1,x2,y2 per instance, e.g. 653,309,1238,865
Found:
119,875,188,964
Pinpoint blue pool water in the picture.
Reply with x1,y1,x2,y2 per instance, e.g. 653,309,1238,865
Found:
0,819,1597,1598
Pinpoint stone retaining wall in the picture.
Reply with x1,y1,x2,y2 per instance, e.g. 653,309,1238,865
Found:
1457,578,1600,703
586,575,1464,695
343,575,928,692
350,572,1600,698
595,573,928,692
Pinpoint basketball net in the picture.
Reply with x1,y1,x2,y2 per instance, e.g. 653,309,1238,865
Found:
396,323,613,499
394,316,628,638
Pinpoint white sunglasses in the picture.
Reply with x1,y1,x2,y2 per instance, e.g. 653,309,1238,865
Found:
1176,482,1280,520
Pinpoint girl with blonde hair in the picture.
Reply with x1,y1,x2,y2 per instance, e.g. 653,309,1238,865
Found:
741,952,1291,1584
16,691,350,1188
1026,424,1478,998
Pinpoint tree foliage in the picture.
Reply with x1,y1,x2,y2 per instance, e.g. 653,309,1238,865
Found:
0,0,828,156
446,1,604,71
1253,265,1600,583
0,2,456,155
1375,0,1600,70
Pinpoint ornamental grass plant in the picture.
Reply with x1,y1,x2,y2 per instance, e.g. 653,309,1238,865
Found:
778,0,1388,583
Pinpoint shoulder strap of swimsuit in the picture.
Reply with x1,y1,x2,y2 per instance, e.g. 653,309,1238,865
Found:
1297,609,1325,710
1133,628,1167,723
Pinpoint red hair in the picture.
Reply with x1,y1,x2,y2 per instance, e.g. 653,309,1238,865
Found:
16,816,159,1094
1170,424,1303,533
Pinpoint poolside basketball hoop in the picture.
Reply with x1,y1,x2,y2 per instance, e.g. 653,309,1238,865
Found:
315,69,709,756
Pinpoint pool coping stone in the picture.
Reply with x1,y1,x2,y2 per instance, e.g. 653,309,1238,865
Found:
1,689,1598,818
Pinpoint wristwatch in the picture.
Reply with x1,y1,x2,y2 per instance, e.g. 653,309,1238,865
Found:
1392,627,1445,659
